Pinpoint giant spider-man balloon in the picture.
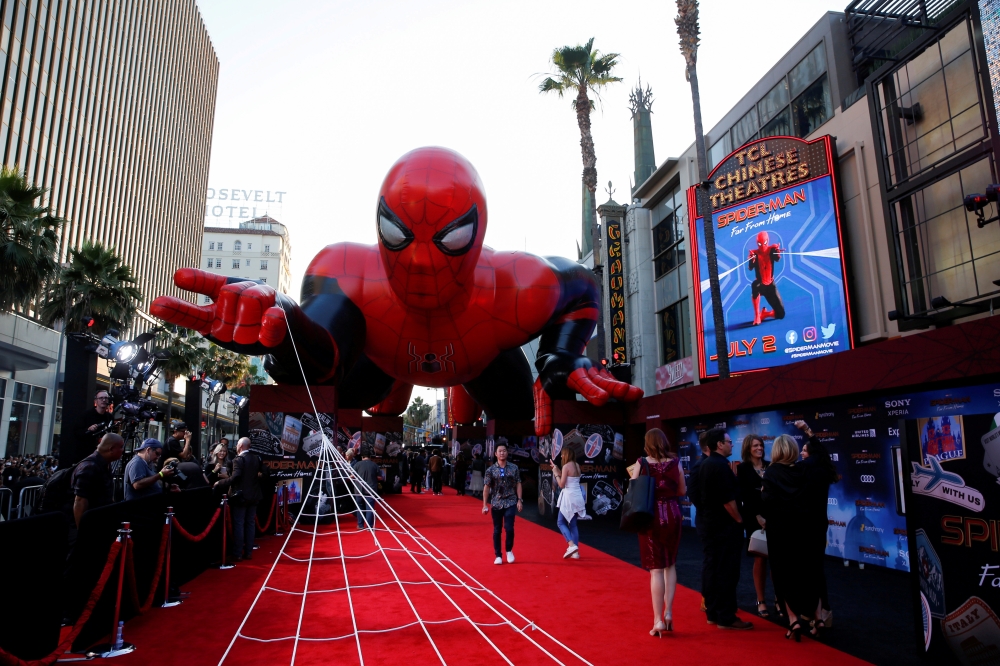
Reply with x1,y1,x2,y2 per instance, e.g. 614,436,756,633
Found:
151,147,642,435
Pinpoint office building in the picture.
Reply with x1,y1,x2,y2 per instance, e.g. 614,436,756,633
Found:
0,0,218,456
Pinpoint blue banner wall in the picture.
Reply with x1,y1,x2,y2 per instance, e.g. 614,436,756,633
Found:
671,380,1000,573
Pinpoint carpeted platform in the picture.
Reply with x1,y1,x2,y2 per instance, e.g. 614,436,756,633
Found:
95,487,868,665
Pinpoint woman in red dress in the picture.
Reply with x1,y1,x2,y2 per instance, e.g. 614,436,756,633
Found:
629,428,686,637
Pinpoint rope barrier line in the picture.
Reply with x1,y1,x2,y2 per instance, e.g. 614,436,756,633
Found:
215,305,592,666
173,504,223,542
123,521,170,614
255,494,278,533
0,540,123,666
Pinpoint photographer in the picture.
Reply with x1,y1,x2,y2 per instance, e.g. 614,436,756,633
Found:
124,438,176,501
71,390,115,463
164,457,210,490
164,422,194,463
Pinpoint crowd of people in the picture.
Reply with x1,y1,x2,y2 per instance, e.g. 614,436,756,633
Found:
632,422,838,641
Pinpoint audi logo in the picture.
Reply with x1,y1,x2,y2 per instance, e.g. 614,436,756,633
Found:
860,475,876,483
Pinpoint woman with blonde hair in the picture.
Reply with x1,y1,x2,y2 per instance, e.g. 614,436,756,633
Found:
630,428,685,637
204,443,232,486
551,447,585,559
761,434,816,641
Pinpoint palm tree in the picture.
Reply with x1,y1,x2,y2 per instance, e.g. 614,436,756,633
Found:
676,1,729,379
155,328,209,426
39,240,143,334
201,343,252,441
0,167,64,313
539,38,622,360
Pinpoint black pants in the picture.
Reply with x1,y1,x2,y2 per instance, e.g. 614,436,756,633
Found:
491,505,516,557
410,472,423,493
703,521,743,625
431,470,443,494
752,280,785,319
231,502,258,559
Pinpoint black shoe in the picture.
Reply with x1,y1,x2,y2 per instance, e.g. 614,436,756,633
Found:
243,553,253,561
786,620,803,642
719,619,753,630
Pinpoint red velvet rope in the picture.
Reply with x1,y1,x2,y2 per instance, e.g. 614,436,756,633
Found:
255,494,277,533
123,522,170,614
172,505,223,542
0,540,122,666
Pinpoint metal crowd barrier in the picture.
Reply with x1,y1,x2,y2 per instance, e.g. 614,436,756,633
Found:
0,487,11,521
17,484,43,519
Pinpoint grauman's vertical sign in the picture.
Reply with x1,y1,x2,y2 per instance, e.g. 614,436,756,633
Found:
606,218,627,364
703,137,830,215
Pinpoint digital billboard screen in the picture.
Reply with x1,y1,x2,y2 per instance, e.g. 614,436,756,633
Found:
688,135,854,378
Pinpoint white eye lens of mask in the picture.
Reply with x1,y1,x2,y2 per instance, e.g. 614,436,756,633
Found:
379,214,408,248
438,223,475,252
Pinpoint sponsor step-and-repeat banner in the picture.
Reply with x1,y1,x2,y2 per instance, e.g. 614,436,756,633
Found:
904,411,1000,663
673,381,1000,574
688,135,854,378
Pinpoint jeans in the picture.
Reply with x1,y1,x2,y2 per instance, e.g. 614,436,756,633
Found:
702,521,743,625
557,511,579,545
491,504,516,557
355,495,375,529
231,502,258,558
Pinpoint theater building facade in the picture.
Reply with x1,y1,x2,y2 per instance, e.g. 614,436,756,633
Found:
602,0,1000,589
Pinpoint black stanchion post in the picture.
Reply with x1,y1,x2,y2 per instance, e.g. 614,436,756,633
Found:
161,507,181,608
219,496,234,570
89,522,136,658
275,485,285,537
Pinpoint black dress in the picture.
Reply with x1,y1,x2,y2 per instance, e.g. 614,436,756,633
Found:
762,463,817,617
736,461,768,543
800,437,838,609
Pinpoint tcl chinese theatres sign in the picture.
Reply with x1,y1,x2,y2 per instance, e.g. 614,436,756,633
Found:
606,219,627,364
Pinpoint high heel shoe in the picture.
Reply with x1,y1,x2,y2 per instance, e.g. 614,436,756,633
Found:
756,600,770,618
662,615,673,632
650,621,668,638
785,620,803,643
809,618,825,638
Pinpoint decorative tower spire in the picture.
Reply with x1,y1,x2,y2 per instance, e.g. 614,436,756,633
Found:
629,79,656,193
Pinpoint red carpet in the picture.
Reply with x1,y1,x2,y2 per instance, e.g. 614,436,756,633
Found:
95,487,869,665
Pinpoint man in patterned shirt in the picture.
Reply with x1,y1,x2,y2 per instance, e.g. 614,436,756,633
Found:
481,443,523,565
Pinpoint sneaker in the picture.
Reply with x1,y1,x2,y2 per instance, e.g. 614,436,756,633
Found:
570,551,580,559
563,545,579,559
494,557,503,565
506,551,515,563
718,620,754,630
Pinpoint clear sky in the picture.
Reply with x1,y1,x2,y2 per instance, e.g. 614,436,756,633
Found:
196,0,846,410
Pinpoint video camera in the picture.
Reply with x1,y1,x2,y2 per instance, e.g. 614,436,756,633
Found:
964,184,1000,228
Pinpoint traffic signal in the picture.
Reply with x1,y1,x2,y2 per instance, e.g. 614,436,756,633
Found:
200,420,207,429
83,316,94,328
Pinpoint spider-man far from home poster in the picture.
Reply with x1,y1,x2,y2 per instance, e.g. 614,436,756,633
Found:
689,135,853,378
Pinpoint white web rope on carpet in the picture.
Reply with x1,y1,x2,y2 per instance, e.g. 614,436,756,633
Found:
216,311,593,666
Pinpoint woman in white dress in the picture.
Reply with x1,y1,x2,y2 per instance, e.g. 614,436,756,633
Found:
552,447,586,559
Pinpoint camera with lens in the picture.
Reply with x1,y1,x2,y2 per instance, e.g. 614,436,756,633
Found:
121,400,165,422
163,459,179,472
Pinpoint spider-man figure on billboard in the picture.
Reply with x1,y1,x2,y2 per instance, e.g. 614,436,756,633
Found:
747,231,786,326
151,147,642,436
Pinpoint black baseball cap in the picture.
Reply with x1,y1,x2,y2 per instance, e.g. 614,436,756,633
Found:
171,421,187,432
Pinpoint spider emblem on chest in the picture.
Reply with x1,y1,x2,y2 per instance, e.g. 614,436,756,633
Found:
407,342,456,374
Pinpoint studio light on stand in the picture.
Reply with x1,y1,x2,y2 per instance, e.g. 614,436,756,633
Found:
227,393,248,411
965,184,1000,228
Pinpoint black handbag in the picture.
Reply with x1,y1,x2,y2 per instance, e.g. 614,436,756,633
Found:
620,458,656,533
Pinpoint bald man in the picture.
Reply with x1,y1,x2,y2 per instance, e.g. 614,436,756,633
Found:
71,433,125,527
215,437,263,561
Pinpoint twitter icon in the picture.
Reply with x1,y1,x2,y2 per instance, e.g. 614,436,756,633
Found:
821,323,836,340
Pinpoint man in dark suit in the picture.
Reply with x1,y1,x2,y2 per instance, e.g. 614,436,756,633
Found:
215,437,262,561
410,452,426,494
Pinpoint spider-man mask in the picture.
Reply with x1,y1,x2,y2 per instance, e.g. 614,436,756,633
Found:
756,231,770,249
377,147,487,310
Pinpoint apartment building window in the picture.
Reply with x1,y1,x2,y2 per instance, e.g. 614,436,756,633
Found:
7,382,46,455
264,244,270,253
215,259,221,268
234,240,242,251
708,134,732,170
218,243,223,251
206,257,213,268
209,241,215,250
651,184,686,279
260,260,268,270
232,259,240,269
260,277,267,283
247,243,252,250
660,299,691,364
204,296,211,304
